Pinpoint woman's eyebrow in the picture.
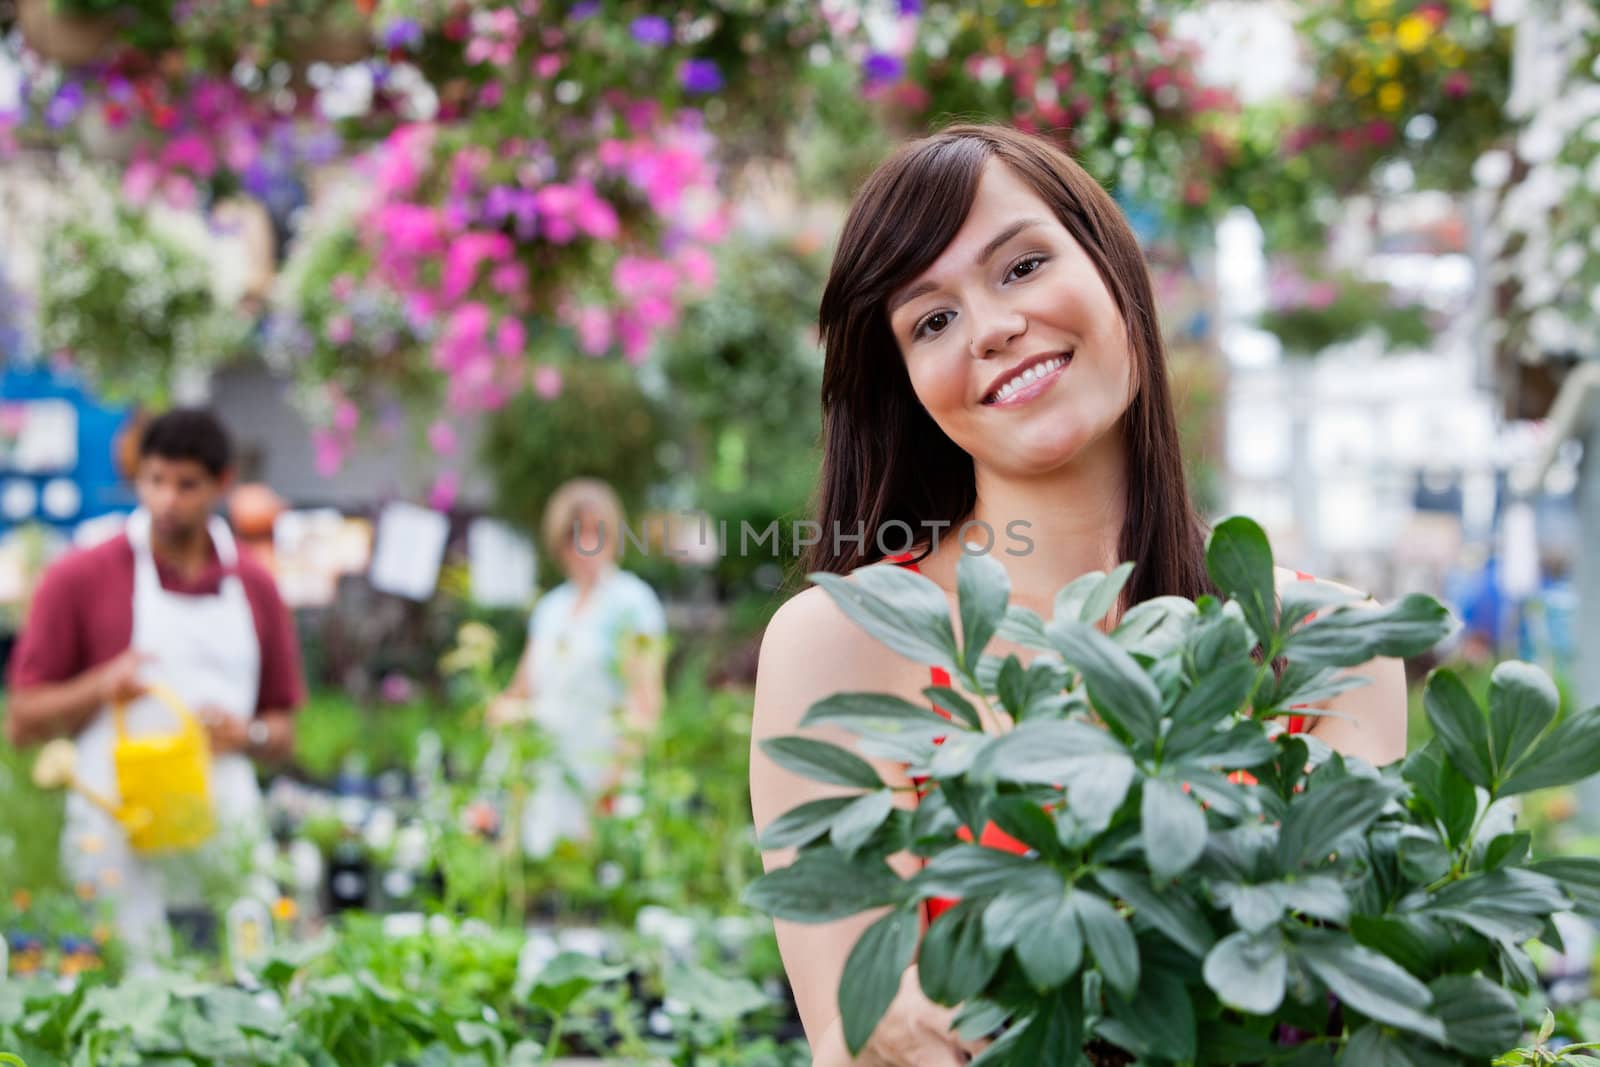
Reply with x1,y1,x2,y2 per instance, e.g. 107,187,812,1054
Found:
887,218,1047,317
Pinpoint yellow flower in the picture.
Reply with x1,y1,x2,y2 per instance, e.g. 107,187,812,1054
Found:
272,896,298,923
1396,14,1432,53
1375,54,1399,78
1437,40,1465,67
1378,82,1405,112
1355,0,1392,16
1349,72,1374,96
99,867,123,890
75,880,97,901
93,923,113,944
1368,20,1392,43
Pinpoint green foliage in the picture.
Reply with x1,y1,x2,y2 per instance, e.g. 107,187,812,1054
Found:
745,516,1600,1063
479,358,668,583
1258,270,1434,357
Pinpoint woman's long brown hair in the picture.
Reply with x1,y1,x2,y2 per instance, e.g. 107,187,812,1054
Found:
807,123,1214,607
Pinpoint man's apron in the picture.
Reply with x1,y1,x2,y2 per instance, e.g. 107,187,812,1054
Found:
61,508,263,957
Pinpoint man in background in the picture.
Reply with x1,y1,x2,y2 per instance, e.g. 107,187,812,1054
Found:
5,408,304,952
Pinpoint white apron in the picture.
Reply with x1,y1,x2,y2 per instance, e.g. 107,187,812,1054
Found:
62,508,263,957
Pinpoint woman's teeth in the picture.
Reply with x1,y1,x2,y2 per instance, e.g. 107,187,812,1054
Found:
989,354,1069,404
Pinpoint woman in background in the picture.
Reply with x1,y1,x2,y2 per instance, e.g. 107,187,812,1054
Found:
490,478,667,857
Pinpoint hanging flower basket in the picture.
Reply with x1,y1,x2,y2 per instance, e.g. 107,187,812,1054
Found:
16,0,120,66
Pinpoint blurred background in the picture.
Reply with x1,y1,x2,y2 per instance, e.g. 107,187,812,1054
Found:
0,0,1597,1062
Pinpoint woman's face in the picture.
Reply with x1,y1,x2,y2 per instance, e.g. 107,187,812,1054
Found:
886,159,1135,478
558,511,611,584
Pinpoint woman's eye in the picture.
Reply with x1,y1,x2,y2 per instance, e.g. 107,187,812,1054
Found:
916,311,952,338
1009,256,1046,281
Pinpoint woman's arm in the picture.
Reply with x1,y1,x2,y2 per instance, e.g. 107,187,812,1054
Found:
1278,570,1409,766
751,584,976,1067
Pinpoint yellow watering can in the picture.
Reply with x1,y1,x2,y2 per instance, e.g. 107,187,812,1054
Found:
33,683,216,855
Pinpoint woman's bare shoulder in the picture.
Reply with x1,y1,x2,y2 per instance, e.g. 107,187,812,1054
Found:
753,578,925,735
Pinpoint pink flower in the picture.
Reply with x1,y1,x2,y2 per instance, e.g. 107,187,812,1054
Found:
429,470,460,511
428,420,459,455
380,674,415,703
572,185,620,239
674,245,716,290
312,429,346,477
533,365,563,398
495,315,526,357
160,134,217,177
535,53,562,78
122,160,160,204
331,274,356,301
442,232,513,302
1444,72,1471,99
160,175,198,211
573,306,612,354
490,261,528,296
326,315,354,344
617,313,652,363
333,398,361,434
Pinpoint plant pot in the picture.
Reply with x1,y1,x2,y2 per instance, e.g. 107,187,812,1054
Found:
292,16,372,66
16,0,119,66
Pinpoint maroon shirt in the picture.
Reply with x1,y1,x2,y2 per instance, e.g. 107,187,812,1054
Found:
7,532,305,715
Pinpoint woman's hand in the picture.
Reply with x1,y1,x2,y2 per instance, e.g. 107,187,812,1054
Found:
816,965,985,1067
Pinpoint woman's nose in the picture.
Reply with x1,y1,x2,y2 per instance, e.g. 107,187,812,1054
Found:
966,297,1026,359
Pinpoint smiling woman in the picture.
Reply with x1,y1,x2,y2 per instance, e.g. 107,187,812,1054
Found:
748,124,1409,1067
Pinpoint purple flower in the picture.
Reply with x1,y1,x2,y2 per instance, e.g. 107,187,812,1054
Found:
381,18,423,50
44,82,85,129
679,58,723,94
569,0,599,18
862,52,904,85
898,0,921,12
630,15,672,47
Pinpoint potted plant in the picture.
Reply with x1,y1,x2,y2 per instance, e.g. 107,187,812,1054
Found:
745,516,1600,1065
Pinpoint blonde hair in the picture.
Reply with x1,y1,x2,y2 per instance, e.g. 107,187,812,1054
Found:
541,478,626,564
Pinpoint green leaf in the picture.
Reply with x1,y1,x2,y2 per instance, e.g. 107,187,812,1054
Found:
1171,721,1280,770
760,736,882,790
1053,571,1109,624
526,953,631,1015
1046,619,1163,744
1202,930,1287,1015
801,691,958,734
996,603,1049,647
1487,661,1559,778
811,567,959,672
1498,705,1600,796
1170,662,1257,728
1113,596,1196,657
957,550,1010,676
923,686,982,730
1428,868,1569,915
971,718,1128,785
1396,826,1451,883
1279,580,1364,632
1205,516,1278,648
830,790,896,856
986,795,1061,859
1142,777,1207,880
1080,562,1135,626
839,907,921,1056
1072,891,1140,998
1092,868,1215,959
1282,594,1453,668
1401,743,1478,847
1278,875,1351,925
919,900,1001,1005
758,796,857,850
1350,914,1451,980
984,887,1082,990
1340,1025,1421,1067
914,845,1052,901
1294,931,1443,1043
1428,974,1520,1058
1423,670,1493,789
742,848,908,922
1107,970,1196,1063
953,999,1012,1043
1529,857,1600,918
996,656,1028,720
1277,775,1396,869
1003,982,1083,1067
1482,830,1532,872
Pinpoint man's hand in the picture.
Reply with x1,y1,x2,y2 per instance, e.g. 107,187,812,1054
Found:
94,649,149,707
198,707,250,755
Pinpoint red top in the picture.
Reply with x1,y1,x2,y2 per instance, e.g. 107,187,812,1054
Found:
7,532,306,716
888,554,1316,922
